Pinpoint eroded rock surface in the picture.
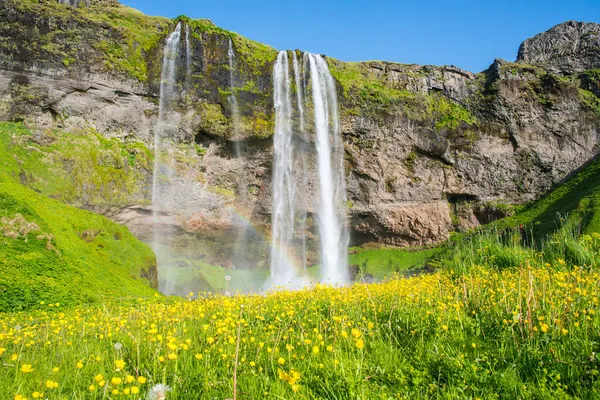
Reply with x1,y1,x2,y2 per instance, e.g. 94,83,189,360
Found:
1,0,599,261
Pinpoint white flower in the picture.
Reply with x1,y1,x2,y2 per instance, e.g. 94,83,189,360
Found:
225,291,231,296
114,342,123,351
225,275,231,281
147,384,171,400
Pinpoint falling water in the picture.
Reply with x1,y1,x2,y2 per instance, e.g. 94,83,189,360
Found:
270,51,299,286
228,37,252,269
291,52,308,271
152,22,183,294
228,38,241,144
185,24,192,92
308,53,349,285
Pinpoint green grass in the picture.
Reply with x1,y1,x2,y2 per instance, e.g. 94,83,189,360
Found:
349,246,441,279
0,122,158,312
493,154,600,240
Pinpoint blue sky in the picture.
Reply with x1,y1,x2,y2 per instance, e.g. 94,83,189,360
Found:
121,0,600,72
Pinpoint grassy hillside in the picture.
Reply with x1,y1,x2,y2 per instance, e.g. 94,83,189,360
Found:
493,154,600,240
0,122,158,311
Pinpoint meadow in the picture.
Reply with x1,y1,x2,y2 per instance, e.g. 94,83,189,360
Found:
2,227,600,399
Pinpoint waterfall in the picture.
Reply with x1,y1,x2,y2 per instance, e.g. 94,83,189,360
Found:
307,54,349,285
291,52,308,271
228,38,241,143
228,37,252,269
270,51,299,286
151,22,184,294
269,51,349,287
185,24,192,93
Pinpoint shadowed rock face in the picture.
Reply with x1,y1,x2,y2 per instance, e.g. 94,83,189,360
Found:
0,0,599,261
517,21,600,73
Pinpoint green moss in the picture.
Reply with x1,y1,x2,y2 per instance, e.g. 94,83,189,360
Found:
0,122,152,207
578,89,600,118
209,186,236,198
197,103,229,138
427,93,477,130
328,59,477,129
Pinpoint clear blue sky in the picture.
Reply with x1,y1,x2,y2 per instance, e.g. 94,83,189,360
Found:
121,0,600,72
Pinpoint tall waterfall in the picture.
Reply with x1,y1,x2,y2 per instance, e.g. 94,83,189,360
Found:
270,51,297,286
151,22,187,294
270,51,349,287
291,52,308,271
308,54,349,285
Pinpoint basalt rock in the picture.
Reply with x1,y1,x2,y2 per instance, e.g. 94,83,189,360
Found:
0,0,599,257
517,21,600,74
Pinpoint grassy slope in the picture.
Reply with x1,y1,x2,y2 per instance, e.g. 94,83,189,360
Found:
493,154,600,239
349,246,441,279
0,123,158,311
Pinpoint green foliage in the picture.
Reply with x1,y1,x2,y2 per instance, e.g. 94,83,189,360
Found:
327,59,477,130
427,93,477,130
0,122,158,311
579,89,600,118
0,177,157,313
0,122,151,207
493,155,600,240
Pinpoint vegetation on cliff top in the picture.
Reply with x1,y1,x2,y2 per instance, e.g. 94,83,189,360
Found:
0,122,158,312
327,59,477,130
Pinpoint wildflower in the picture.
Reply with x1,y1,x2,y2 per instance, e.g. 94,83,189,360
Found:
194,353,203,360
45,380,59,389
137,376,147,384
126,375,135,383
14,395,25,400
20,364,34,373
148,384,171,400
131,386,140,394
442,325,449,331
312,346,319,354
472,343,477,349
277,357,285,365
76,361,83,369
88,385,96,391
291,384,300,393
94,374,104,382
111,377,122,386
167,353,177,360
115,359,126,371
351,328,361,338
114,342,123,351
32,393,43,399
355,339,365,349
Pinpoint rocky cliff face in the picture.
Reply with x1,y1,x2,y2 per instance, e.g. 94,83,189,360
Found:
517,21,600,74
1,0,599,265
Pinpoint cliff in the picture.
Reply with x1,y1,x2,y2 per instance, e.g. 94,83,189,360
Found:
1,0,599,266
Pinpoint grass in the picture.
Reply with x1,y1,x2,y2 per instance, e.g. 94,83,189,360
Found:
349,246,441,279
2,251,599,398
491,154,600,241
0,122,158,312
0,122,152,207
